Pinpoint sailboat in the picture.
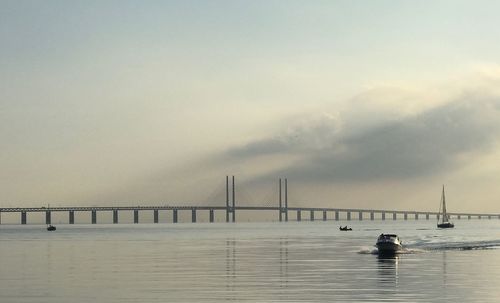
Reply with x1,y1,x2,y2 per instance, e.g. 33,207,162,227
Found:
437,185,454,228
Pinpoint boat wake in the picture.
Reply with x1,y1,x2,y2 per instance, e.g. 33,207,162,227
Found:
358,247,378,255
412,240,500,251
359,240,500,255
358,247,423,255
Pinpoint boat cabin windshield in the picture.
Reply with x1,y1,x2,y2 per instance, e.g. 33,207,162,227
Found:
378,234,398,239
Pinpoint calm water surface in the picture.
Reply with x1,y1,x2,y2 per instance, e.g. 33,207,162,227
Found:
1,220,499,302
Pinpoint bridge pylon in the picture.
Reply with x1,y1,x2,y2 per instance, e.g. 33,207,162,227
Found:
226,175,236,223
278,178,288,222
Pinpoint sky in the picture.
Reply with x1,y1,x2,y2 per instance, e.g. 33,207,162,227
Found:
1,0,500,213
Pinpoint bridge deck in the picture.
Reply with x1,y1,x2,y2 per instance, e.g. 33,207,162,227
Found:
0,206,497,217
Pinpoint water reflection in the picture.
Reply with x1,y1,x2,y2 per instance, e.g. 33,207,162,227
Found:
279,238,288,290
442,251,448,286
377,255,399,287
225,239,236,299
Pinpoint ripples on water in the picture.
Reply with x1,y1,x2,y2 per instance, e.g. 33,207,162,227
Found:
0,221,499,302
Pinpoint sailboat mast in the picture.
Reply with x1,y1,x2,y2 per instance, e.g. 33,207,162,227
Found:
442,185,447,223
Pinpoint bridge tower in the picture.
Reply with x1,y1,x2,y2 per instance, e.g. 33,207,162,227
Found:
285,179,288,221
226,175,236,223
232,176,236,222
226,176,230,222
278,178,288,222
279,178,282,222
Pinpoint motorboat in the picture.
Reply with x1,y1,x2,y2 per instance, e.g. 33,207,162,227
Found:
376,234,402,254
339,226,352,231
47,225,56,231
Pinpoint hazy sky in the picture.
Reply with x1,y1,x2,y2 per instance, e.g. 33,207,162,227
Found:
2,0,500,213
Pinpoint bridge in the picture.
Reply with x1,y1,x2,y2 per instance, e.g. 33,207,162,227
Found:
1,177,499,224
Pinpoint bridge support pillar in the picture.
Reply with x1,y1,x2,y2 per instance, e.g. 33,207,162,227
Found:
347,211,351,221
426,213,429,220
457,215,461,220
279,209,287,222
45,211,51,225
209,209,214,223
323,210,327,221
358,211,363,221
297,210,301,221
173,209,178,223
478,215,482,220
134,210,139,224
21,211,27,224
488,215,491,219
404,213,408,220
370,212,374,220
69,211,75,224
310,210,314,221
415,213,418,220
335,211,339,221
393,212,397,220
113,210,118,224
382,212,385,220
154,210,159,223
192,209,197,223
91,210,97,224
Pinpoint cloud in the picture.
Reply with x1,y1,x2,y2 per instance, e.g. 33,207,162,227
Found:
229,112,342,157
226,87,500,184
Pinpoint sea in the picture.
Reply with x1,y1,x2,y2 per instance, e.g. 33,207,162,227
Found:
1,220,499,302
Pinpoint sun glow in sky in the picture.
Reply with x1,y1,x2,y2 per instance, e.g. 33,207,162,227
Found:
2,1,500,213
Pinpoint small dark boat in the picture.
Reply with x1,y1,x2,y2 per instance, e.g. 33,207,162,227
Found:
47,225,56,231
376,234,402,255
437,222,454,228
339,226,352,231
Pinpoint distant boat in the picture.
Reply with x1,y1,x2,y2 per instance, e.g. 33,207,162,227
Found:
339,226,352,231
376,234,402,254
437,185,454,229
